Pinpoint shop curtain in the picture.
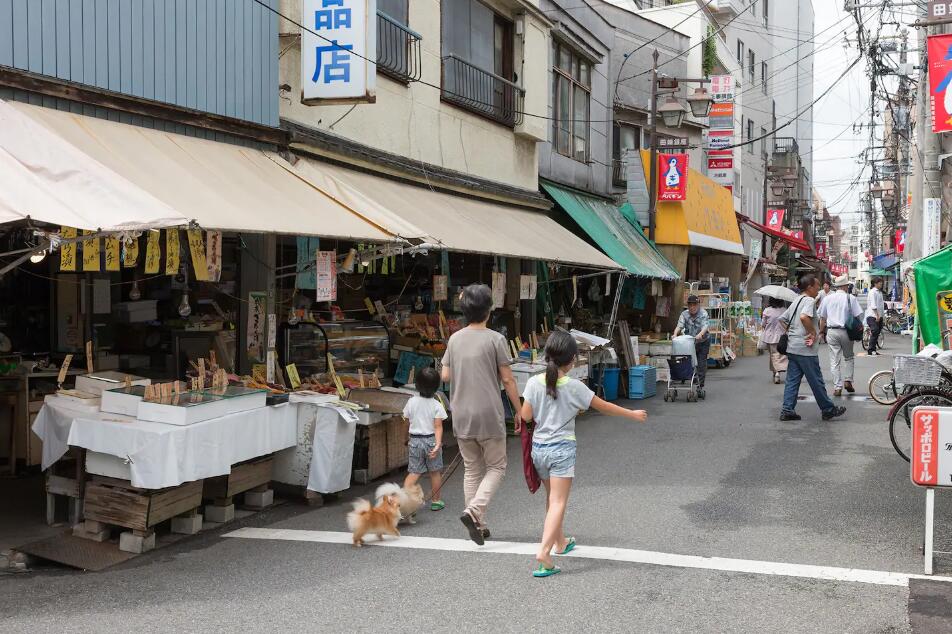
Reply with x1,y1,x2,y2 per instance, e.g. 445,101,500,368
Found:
914,245,952,346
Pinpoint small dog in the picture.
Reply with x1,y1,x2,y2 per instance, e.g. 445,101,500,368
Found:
346,494,401,547
375,482,425,524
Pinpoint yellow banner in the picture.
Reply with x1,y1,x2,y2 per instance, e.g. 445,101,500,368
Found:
123,237,139,267
144,231,160,274
59,227,77,271
104,237,120,271
82,231,100,272
186,229,209,281
165,229,180,275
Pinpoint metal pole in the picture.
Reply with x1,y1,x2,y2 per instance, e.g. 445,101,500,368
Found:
648,49,659,243
925,487,935,575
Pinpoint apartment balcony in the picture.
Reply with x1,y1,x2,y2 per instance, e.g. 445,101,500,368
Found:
612,158,626,188
376,11,422,83
773,137,799,155
708,0,744,16
441,55,525,127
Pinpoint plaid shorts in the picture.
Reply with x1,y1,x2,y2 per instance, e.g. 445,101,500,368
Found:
408,435,443,474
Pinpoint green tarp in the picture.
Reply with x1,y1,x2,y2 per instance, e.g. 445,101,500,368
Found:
540,180,679,281
914,245,952,345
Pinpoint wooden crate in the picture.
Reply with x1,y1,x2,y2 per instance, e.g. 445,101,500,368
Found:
367,422,388,481
203,456,273,500
83,478,203,532
386,416,409,472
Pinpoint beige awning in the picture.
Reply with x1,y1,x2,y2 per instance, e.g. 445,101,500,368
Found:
283,156,621,269
7,101,395,242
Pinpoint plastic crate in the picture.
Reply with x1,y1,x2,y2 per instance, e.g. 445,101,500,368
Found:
628,365,657,399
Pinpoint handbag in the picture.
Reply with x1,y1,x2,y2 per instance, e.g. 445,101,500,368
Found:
520,420,541,494
777,297,805,356
846,314,864,341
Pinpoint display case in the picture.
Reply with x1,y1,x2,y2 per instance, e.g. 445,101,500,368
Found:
280,321,390,380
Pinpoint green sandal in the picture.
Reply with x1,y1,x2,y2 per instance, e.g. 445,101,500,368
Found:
533,564,561,578
430,501,445,511
556,537,576,555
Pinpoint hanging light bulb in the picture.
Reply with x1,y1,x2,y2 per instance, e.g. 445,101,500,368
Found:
29,250,47,264
178,291,192,317
129,279,141,301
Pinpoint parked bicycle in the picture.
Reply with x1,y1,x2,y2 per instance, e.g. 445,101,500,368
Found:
868,369,903,406
887,354,952,461
863,323,886,350
883,308,909,335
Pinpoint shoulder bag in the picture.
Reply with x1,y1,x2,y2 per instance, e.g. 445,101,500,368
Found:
777,297,805,356
846,298,865,341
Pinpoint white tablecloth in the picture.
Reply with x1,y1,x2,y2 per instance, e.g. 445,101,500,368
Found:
32,400,297,489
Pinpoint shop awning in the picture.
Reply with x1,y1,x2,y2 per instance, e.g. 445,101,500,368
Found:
539,181,679,280
639,151,744,256
737,214,811,252
5,101,395,242
278,157,622,270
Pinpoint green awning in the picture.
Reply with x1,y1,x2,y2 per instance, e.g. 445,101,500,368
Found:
540,180,679,281
868,268,891,277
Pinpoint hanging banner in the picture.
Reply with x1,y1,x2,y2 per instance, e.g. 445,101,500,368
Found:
896,229,906,254
82,231,100,272
165,229,180,275
315,250,337,302
492,272,506,308
657,154,688,201
186,229,209,282
104,237,120,271
123,236,139,268
296,236,320,289
301,0,377,104
206,230,222,282
433,275,448,302
709,75,735,102
925,198,942,256
144,231,161,274
928,34,952,133
766,208,785,232
816,242,827,259
247,291,267,363
59,226,77,272
519,275,538,300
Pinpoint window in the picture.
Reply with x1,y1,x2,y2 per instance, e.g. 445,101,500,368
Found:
761,61,768,94
612,123,641,185
376,0,421,82
378,0,406,22
736,39,745,66
763,0,768,26
441,0,522,126
553,42,592,162
760,126,767,156
746,117,754,153
748,50,755,84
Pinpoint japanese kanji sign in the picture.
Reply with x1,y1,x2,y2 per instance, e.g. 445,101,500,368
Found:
657,153,688,201
59,226,77,272
709,75,735,103
315,250,337,302
928,34,952,133
165,229,180,275
301,0,376,103
144,231,161,274
186,229,209,282
910,407,952,487
82,231,100,272
929,0,952,21
123,236,139,267
105,237,120,272
247,292,267,363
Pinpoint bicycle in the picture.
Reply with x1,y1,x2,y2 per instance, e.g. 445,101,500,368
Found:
862,320,886,351
883,309,908,335
887,354,952,461
868,369,902,406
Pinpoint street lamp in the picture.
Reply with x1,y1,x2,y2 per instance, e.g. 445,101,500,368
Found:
658,96,688,128
686,87,713,117
770,182,788,198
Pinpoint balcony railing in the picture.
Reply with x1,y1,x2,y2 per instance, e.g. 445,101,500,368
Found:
612,159,626,187
773,137,799,155
376,12,422,83
441,55,524,127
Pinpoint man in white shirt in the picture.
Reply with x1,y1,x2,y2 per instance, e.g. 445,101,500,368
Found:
865,277,886,355
818,275,864,396
816,279,830,308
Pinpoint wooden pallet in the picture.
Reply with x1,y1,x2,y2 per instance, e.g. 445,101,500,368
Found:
203,456,273,500
83,477,203,533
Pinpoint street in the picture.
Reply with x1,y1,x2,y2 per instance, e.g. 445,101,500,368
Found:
3,335,948,633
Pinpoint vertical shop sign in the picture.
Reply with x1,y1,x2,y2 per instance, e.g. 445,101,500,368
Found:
520,275,538,300
710,75,735,102
492,272,506,308
247,292,267,363
928,34,952,133
896,229,906,254
144,231,161,274
315,250,338,302
59,226,77,271
186,229,209,282
165,229,180,275
301,0,377,103
205,231,222,282
657,154,688,201
296,237,320,289
911,408,939,486
123,236,139,267
433,275,448,301
82,231,100,272
924,198,942,256
104,237,120,271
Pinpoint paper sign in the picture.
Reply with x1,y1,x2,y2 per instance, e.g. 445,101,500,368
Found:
364,297,376,315
82,231,100,272
145,231,161,274
252,364,268,383
247,292,267,362
315,250,337,302
85,341,94,374
58,354,73,385
394,351,434,385
286,364,302,389
266,350,276,384
519,275,537,300
123,237,139,267
206,231,222,282
267,313,277,348
929,34,952,133
59,227,77,271
433,275,448,301
104,237,120,271
374,300,387,318
165,229,180,275
186,229,209,281
492,272,506,308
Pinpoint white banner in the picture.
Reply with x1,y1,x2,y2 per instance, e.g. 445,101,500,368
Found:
315,251,338,302
924,198,942,256
301,0,377,103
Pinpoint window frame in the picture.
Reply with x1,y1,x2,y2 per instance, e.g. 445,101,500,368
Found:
746,118,754,154
763,0,769,26
761,61,768,94
748,50,755,84
552,41,592,163
736,39,745,66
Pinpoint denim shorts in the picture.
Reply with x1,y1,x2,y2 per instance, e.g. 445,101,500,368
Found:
531,440,577,479
408,435,443,474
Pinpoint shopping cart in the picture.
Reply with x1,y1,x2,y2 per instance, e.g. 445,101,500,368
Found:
663,353,703,402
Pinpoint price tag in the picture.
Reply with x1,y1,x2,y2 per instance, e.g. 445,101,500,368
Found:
252,364,268,384
105,237,120,272
82,231,100,272
144,231,161,274
123,236,139,267
286,364,302,389
60,227,77,271
165,229,180,275
58,354,73,386
186,229,209,281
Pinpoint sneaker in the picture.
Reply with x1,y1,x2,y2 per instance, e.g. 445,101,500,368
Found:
844,381,855,393
833,388,842,397
822,406,847,421
779,411,802,421
430,500,445,512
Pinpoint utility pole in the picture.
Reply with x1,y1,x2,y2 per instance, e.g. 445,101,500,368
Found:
648,50,659,242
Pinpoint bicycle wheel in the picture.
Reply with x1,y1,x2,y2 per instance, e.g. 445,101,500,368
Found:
887,389,952,462
868,370,900,405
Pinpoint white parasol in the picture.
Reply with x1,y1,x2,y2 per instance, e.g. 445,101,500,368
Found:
754,285,799,303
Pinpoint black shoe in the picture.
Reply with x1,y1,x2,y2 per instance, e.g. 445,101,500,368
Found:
460,511,485,546
844,381,855,394
481,527,491,540
779,412,801,421
822,406,847,421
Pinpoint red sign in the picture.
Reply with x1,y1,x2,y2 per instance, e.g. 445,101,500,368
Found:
708,157,733,170
791,230,803,241
817,242,827,259
912,409,939,486
766,208,785,231
658,154,688,201
928,34,952,133
896,229,906,254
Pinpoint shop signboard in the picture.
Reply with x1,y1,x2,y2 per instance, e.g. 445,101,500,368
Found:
910,407,952,487
658,153,688,201
816,242,827,259
710,75,735,102
315,250,338,302
896,229,906,254
708,102,734,129
766,208,785,231
520,275,538,300
924,198,942,256
247,292,267,363
708,156,733,170
928,34,952,133
707,130,733,151
936,291,952,344
301,0,377,104
929,0,952,19
492,272,506,308
433,275,448,301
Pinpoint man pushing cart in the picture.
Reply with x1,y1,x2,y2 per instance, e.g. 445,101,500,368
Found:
672,295,710,395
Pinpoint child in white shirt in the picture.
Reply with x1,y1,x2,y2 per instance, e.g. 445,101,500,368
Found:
402,367,448,511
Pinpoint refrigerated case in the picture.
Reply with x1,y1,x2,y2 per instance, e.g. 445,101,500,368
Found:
280,321,390,379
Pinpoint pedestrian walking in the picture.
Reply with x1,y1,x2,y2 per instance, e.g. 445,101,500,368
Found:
778,273,847,422
673,295,710,391
401,367,448,512
817,275,863,397
865,276,886,355
816,278,830,308
760,297,789,384
440,284,522,545
519,331,647,578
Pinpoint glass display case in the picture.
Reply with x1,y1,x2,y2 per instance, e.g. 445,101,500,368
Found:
280,321,390,379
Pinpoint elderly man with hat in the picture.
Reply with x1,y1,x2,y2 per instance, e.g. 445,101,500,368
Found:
673,294,711,391
817,274,864,396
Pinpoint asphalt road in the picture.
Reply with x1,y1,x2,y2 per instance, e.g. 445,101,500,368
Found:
1,334,946,633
